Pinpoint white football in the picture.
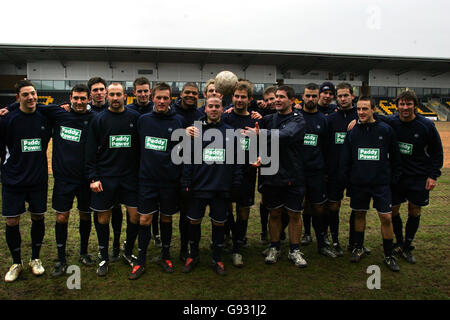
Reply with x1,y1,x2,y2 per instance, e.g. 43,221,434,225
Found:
215,71,238,96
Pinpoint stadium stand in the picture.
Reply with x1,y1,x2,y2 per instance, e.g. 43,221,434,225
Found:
378,99,397,115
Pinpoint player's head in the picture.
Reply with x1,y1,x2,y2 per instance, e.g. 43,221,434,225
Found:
263,86,277,110
133,77,152,106
204,96,223,123
336,82,354,110
152,82,172,114
275,85,296,114
15,79,37,111
107,83,125,112
232,80,253,112
87,77,107,106
303,83,319,111
396,90,418,122
70,84,90,113
319,81,335,106
180,82,199,109
356,96,376,123
204,79,223,99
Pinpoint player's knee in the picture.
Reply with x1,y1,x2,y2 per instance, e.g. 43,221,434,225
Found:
212,221,225,227
31,214,44,221
139,214,152,226
161,214,172,223
79,211,91,221
408,203,421,217
56,212,69,224
190,218,202,225
379,213,392,226
6,217,19,227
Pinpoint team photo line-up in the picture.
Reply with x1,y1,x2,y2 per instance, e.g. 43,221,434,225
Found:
0,75,443,282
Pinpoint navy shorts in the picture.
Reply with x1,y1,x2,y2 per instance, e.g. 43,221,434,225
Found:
350,185,392,214
233,168,257,207
187,197,229,223
260,185,305,213
305,174,328,205
327,176,345,202
90,176,138,211
52,179,91,214
391,177,430,207
138,185,179,216
2,185,47,218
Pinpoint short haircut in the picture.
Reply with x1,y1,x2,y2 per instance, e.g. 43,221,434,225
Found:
277,85,296,99
71,84,90,96
357,96,376,108
15,79,35,94
87,77,107,92
206,96,222,106
152,82,172,97
182,82,199,92
233,80,253,97
396,90,419,107
336,82,353,94
133,77,151,89
304,83,319,91
263,86,277,96
108,82,124,93
204,79,216,94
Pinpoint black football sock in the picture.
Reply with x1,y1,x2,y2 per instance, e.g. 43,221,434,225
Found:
329,209,340,244
404,215,420,249
6,224,21,264
312,214,326,249
79,218,92,256
232,218,244,254
260,203,269,236
111,205,123,250
212,224,225,263
124,222,139,256
93,211,100,234
97,223,110,261
289,243,299,253
160,220,172,260
302,213,312,236
225,210,235,238
152,211,160,237
391,214,404,246
354,231,364,249
242,218,248,240
270,241,281,251
55,221,68,263
188,223,201,258
31,218,45,260
348,211,356,246
137,225,151,266
383,238,394,257
179,208,189,251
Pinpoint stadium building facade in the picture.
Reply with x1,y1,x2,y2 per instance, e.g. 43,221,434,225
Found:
1,45,449,119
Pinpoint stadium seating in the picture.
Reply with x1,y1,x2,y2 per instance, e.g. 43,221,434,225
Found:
378,99,397,115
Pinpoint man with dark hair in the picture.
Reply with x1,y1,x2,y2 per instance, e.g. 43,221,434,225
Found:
126,77,161,250
172,82,204,262
181,96,243,275
299,83,336,258
387,90,443,264
1,80,51,282
86,83,141,276
325,82,359,257
318,82,338,115
340,96,402,271
87,77,124,262
247,85,308,268
41,84,97,276
129,82,184,279
127,77,154,114
222,80,259,267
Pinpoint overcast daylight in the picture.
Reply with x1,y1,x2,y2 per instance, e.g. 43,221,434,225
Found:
1,0,450,58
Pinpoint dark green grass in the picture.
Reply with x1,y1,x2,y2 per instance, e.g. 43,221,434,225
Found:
0,170,449,300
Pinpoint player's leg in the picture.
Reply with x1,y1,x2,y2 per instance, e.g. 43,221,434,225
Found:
123,206,139,266
4,215,23,282
110,203,123,260
52,211,70,277
210,197,229,275
129,212,153,280
182,198,206,273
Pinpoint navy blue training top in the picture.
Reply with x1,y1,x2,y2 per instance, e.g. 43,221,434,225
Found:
300,109,328,174
0,108,52,189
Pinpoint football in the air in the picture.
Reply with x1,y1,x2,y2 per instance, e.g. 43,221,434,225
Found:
214,71,238,96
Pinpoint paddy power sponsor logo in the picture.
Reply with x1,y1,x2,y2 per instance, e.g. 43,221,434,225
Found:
398,142,413,155
335,132,346,144
304,134,318,146
21,138,41,152
358,148,380,161
203,148,225,162
60,126,82,142
145,136,167,151
109,135,131,148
